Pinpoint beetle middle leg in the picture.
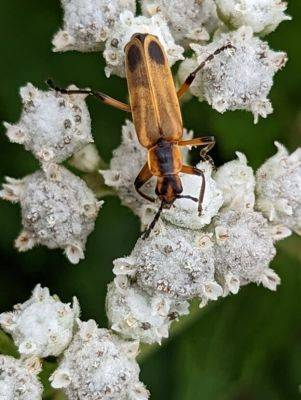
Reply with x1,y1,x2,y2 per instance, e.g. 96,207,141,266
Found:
46,79,131,112
177,44,236,99
180,165,206,216
178,136,216,168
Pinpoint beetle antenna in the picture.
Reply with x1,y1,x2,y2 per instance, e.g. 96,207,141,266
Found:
176,195,198,202
46,79,91,95
142,200,165,240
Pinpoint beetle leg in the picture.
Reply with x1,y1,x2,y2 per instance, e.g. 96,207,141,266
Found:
178,136,216,169
180,165,205,215
46,79,131,112
134,163,156,203
177,44,236,98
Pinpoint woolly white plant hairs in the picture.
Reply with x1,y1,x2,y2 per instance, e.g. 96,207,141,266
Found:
52,0,137,52
0,166,102,264
0,355,43,400
178,27,287,123
215,0,291,36
256,142,301,235
0,284,80,358
140,0,220,46
50,319,149,400
3,83,93,165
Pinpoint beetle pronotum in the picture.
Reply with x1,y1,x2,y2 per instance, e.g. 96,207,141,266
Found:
47,33,234,238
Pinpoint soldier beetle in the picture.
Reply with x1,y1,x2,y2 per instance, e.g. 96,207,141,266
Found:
47,33,234,238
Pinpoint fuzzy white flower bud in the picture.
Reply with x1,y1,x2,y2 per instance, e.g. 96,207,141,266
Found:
52,0,136,52
0,284,80,358
1,166,102,263
114,223,222,304
141,0,219,47
141,162,223,230
212,209,279,294
178,26,287,123
0,355,42,400
3,83,92,164
69,144,102,173
256,142,301,235
215,0,291,36
103,11,184,77
106,279,189,344
50,320,149,400
214,152,255,211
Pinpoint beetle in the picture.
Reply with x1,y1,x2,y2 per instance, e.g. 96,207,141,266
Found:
47,33,233,237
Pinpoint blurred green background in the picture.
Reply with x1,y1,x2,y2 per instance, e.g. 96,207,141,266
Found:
0,1,300,399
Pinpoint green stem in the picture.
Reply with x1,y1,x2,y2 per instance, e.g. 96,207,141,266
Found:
0,330,18,357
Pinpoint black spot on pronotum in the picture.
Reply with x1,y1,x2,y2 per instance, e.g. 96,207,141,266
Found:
127,44,142,72
148,40,165,65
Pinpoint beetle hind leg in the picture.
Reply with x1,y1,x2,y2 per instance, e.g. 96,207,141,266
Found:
180,165,205,216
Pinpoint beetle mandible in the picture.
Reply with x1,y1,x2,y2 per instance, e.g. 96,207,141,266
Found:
47,33,234,237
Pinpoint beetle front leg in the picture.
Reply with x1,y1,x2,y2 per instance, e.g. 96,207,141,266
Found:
46,79,131,112
134,163,156,203
180,165,205,216
178,136,216,168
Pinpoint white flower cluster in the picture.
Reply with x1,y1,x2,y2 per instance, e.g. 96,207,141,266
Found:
102,121,299,343
178,26,287,123
215,0,291,36
0,286,149,400
50,320,149,400
1,83,102,263
141,0,219,46
0,284,79,358
0,355,42,400
1,166,102,264
53,0,136,52
1,2,297,398
52,0,290,119
106,280,189,344
4,83,92,165
256,142,301,235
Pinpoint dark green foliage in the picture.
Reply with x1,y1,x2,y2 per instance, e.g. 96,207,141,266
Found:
0,1,300,399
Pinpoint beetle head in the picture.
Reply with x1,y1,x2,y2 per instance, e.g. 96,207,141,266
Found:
155,175,183,205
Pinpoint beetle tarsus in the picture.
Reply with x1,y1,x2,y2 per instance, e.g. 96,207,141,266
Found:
142,200,165,240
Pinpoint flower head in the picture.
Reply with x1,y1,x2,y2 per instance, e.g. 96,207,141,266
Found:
141,0,219,47
50,320,149,400
0,355,42,400
52,0,136,52
256,142,301,235
0,285,79,358
214,152,255,211
1,166,102,263
4,83,92,164
114,223,222,305
215,0,291,36
212,209,279,294
178,26,287,122
106,279,189,344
